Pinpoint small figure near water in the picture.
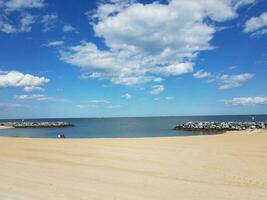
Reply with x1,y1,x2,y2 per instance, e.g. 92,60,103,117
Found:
57,134,65,139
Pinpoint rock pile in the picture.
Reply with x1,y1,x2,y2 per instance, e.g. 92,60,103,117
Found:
173,121,267,131
0,121,74,128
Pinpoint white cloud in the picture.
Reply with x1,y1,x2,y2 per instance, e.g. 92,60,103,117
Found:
14,94,49,101
165,96,174,100
0,18,16,33
193,70,211,79
76,99,111,108
88,99,110,104
62,24,77,33
250,28,267,37
76,104,97,108
108,104,122,109
229,65,237,70
152,63,194,76
0,13,35,33
109,75,161,86
217,73,254,89
244,12,267,34
0,71,49,88
60,0,255,86
19,13,35,32
233,0,256,9
0,1,76,34
225,97,267,105
149,85,164,95
41,14,59,32
14,94,69,102
3,0,45,12
122,93,132,99
0,0,44,33
43,40,65,47
23,86,44,92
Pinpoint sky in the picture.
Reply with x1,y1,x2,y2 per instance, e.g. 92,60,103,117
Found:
0,0,267,119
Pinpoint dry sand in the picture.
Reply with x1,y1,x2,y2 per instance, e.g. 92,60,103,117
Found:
0,130,267,200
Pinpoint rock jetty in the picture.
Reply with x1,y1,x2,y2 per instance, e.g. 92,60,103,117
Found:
0,121,74,128
173,121,267,131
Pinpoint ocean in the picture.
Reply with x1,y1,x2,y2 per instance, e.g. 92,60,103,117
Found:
0,115,266,138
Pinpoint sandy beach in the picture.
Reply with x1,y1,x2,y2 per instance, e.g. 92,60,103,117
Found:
0,125,13,129
0,130,267,200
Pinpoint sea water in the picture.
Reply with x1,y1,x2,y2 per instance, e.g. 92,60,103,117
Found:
0,115,266,138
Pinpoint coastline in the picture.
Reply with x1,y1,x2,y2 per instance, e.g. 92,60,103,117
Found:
0,125,13,129
0,130,266,200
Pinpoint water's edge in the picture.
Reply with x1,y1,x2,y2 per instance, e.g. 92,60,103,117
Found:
0,115,266,138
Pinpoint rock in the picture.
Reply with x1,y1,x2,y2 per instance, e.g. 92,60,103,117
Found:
173,121,267,132
0,121,74,128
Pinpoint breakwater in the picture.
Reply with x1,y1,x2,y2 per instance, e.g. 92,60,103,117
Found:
0,121,74,128
173,121,267,131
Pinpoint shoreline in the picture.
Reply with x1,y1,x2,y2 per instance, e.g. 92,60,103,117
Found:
0,125,13,130
0,129,266,200
0,128,264,139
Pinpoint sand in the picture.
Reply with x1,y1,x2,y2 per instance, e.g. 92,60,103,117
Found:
0,130,267,200
0,125,13,129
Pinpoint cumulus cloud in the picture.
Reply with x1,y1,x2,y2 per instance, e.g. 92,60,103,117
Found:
193,70,211,79
244,12,267,35
217,73,254,89
149,85,164,95
152,63,194,76
60,0,255,86
225,97,267,105
122,93,132,99
0,71,49,89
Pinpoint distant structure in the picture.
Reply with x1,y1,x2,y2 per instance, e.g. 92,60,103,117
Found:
0,121,74,128
173,121,267,131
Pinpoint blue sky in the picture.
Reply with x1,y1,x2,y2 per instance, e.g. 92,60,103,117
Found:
0,0,267,119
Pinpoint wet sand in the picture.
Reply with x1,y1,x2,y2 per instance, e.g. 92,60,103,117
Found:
0,130,267,200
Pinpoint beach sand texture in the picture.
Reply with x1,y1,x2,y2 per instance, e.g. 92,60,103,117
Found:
0,130,267,200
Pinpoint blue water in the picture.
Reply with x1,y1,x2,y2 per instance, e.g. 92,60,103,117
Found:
0,115,266,138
